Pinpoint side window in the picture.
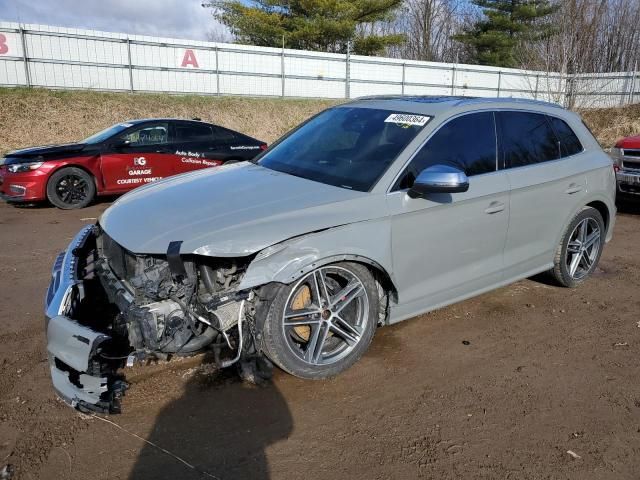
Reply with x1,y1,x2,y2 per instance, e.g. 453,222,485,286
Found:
120,123,169,146
497,112,559,168
547,116,583,157
211,127,236,142
175,123,214,142
395,112,496,190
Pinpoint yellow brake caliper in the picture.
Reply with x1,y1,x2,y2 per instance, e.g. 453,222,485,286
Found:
291,285,312,341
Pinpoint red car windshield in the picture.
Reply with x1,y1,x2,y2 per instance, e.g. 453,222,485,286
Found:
82,123,133,144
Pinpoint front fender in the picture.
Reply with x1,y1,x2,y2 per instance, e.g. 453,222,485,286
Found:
238,219,394,290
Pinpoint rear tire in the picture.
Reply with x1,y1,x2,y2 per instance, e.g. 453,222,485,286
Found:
551,206,605,288
261,262,378,379
46,167,96,209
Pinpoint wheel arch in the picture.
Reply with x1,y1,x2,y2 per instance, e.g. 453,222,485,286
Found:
585,200,610,232
554,195,615,248
47,163,99,191
238,221,398,306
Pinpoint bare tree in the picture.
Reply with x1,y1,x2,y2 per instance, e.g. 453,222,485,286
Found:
378,0,476,62
519,0,640,75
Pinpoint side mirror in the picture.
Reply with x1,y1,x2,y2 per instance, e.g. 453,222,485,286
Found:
408,165,469,199
111,138,131,150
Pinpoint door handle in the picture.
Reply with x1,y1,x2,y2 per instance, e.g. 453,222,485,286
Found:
565,183,582,194
484,201,505,214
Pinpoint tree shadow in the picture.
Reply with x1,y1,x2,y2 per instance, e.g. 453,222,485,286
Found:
128,357,292,480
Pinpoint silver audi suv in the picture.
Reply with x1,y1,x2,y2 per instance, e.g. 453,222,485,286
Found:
44,96,616,412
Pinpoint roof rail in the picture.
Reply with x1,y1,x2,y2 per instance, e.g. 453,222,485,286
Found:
352,94,564,109
454,97,564,109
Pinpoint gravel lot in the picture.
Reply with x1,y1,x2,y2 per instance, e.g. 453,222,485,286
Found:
1,199,639,480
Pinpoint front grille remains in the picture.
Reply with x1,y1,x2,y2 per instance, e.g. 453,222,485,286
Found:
622,149,640,171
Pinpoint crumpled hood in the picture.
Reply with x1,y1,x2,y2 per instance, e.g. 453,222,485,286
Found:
99,162,384,256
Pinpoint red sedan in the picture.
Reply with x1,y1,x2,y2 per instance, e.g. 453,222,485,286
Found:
0,119,266,209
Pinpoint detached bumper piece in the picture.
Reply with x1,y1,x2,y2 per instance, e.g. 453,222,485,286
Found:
45,225,128,413
47,316,127,413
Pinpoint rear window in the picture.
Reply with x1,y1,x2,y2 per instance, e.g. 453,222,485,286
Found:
175,123,214,142
548,116,583,157
498,111,559,168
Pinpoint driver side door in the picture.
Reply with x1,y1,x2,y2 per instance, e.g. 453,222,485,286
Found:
387,111,510,317
100,121,175,192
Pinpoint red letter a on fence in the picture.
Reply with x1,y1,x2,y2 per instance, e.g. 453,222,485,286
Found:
181,49,199,68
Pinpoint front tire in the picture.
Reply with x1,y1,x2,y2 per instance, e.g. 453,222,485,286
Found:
261,262,378,379
551,206,605,287
46,167,96,209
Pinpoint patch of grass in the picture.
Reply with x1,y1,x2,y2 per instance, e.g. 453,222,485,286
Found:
0,87,636,154
0,88,340,154
578,103,640,147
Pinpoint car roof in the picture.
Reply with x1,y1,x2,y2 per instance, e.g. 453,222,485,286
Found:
122,118,217,126
344,95,566,117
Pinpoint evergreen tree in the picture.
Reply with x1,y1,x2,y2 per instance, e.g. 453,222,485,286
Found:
206,0,405,55
455,0,557,68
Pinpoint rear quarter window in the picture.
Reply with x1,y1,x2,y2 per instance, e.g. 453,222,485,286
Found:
175,123,214,142
547,116,583,157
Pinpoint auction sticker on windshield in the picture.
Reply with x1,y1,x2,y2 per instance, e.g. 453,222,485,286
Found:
384,113,431,127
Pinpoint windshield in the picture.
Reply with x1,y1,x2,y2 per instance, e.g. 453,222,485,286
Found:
82,123,134,144
258,107,430,191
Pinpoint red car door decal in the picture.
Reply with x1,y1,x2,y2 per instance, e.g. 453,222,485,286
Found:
100,123,174,191
101,152,177,191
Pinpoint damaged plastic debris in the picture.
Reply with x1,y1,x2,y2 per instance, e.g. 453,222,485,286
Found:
238,355,274,385
566,450,582,460
75,379,129,414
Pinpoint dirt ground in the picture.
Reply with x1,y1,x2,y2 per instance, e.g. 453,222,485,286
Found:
0,197,639,480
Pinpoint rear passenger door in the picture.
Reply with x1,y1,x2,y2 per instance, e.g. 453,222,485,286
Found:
388,111,510,311
173,122,257,173
172,122,225,173
498,111,587,279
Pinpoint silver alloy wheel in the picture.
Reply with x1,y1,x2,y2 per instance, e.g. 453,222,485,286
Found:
282,266,369,366
566,217,601,280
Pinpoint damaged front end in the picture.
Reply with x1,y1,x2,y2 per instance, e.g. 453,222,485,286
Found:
45,225,261,413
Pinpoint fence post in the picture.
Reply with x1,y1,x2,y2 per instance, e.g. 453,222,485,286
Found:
450,64,456,95
401,62,406,96
534,74,539,99
126,37,134,92
19,27,31,88
345,42,351,99
629,61,637,105
281,43,285,98
497,71,502,97
215,45,221,96
565,74,574,109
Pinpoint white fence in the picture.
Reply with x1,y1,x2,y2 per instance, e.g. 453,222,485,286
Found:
0,21,637,108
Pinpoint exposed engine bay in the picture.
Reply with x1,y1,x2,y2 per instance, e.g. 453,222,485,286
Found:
48,225,273,414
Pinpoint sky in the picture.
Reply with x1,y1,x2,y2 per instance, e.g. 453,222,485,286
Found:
0,0,230,41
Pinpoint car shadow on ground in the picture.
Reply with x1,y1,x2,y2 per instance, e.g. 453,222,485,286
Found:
8,194,119,210
128,356,293,480
617,199,640,215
